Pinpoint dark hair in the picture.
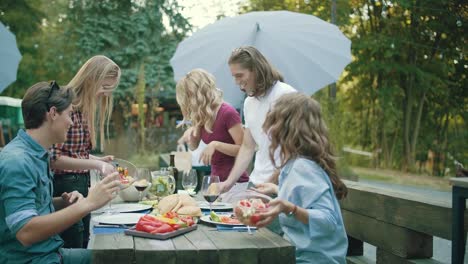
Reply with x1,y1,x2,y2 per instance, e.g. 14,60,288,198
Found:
228,46,283,97
22,81,75,129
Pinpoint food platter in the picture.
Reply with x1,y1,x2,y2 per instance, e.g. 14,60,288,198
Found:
124,224,197,240
200,214,244,227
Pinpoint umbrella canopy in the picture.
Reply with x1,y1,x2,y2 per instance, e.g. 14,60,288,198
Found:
0,22,22,94
170,10,352,108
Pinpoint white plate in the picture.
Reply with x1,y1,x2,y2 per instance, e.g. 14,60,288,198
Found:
197,201,233,211
94,213,147,225
94,203,152,214
200,214,244,226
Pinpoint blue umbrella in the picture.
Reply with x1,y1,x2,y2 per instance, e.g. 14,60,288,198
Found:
170,11,351,108
0,22,22,94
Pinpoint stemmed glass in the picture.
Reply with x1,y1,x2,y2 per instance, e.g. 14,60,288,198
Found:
135,168,151,202
201,175,220,212
99,173,116,214
182,169,198,195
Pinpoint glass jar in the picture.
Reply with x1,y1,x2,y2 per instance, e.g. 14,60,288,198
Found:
149,168,175,198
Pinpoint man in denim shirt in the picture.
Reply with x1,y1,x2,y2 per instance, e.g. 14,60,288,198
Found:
0,81,120,263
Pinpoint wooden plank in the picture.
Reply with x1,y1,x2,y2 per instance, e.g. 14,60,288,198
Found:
184,225,219,264
346,256,375,264
200,225,258,264
89,233,134,264
343,210,433,258
451,178,468,188
256,228,296,263
341,180,468,240
376,248,444,264
134,236,176,264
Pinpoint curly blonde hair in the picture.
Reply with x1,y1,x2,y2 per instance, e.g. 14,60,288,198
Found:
263,93,347,200
176,69,223,133
68,55,121,150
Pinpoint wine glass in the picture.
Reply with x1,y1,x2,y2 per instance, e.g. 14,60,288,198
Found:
201,175,220,212
182,169,198,195
135,168,151,202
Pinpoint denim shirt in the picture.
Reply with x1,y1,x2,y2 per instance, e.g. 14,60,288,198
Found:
278,157,348,264
0,129,63,263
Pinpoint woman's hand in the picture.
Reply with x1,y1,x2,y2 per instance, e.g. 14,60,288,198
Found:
200,141,217,165
252,182,278,195
255,198,292,228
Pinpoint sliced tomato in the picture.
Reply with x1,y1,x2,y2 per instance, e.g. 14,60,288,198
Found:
164,212,179,219
220,216,241,225
150,223,175,234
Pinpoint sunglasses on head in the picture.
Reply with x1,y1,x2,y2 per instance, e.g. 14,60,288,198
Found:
46,80,60,111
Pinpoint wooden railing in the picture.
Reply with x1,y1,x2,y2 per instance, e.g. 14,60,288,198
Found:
341,180,466,264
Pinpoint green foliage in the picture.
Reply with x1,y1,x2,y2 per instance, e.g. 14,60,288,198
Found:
243,0,467,175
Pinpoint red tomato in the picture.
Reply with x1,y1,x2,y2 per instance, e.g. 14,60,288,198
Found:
240,200,251,207
164,212,179,219
250,214,261,225
179,216,195,226
150,223,175,234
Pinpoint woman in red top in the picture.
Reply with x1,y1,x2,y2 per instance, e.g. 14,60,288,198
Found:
50,55,121,248
176,69,249,183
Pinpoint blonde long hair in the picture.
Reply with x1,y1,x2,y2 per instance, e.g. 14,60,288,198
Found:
68,55,121,150
176,69,223,133
263,93,348,200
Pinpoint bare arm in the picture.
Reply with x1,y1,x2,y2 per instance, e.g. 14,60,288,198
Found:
181,127,201,151
51,156,114,175
199,124,244,165
219,128,256,192
16,173,120,246
214,123,244,157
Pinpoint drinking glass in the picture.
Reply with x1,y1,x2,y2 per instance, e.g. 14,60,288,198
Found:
135,168,151,202
201,175,220,212
182,169,198,194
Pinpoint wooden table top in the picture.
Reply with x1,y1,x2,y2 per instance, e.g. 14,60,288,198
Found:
451,177,468,189
89,201,295,264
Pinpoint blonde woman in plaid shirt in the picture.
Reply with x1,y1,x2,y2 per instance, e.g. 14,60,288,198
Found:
50,55,121,248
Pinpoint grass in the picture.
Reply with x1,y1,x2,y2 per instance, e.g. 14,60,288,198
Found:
351,166,452,191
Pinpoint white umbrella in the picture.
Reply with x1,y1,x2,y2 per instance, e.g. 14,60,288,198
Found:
0,22,22,94
170,10,352,108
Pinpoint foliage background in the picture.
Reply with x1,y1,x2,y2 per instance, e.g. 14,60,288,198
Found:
1,0,466,176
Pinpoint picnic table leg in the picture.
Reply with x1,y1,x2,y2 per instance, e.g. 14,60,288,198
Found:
452,186,466,264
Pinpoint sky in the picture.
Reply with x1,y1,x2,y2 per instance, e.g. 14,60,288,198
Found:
177,0,247,31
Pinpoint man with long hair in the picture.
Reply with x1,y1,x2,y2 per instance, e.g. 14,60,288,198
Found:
219,46,296,192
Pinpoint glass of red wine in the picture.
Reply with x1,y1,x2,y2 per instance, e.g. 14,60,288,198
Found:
201,175,220,212
135,168,151,202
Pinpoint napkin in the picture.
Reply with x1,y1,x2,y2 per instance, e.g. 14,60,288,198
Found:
93,225,130,235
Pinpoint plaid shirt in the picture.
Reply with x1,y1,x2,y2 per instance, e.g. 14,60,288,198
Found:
50,110,92,174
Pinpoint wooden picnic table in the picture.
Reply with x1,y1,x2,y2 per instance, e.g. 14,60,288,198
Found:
451,177,468,264
88,196,295,263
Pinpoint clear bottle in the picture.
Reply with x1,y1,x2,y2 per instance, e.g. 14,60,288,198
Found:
168,154,179,193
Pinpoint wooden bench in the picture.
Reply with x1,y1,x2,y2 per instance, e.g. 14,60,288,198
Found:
341,180,466,264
